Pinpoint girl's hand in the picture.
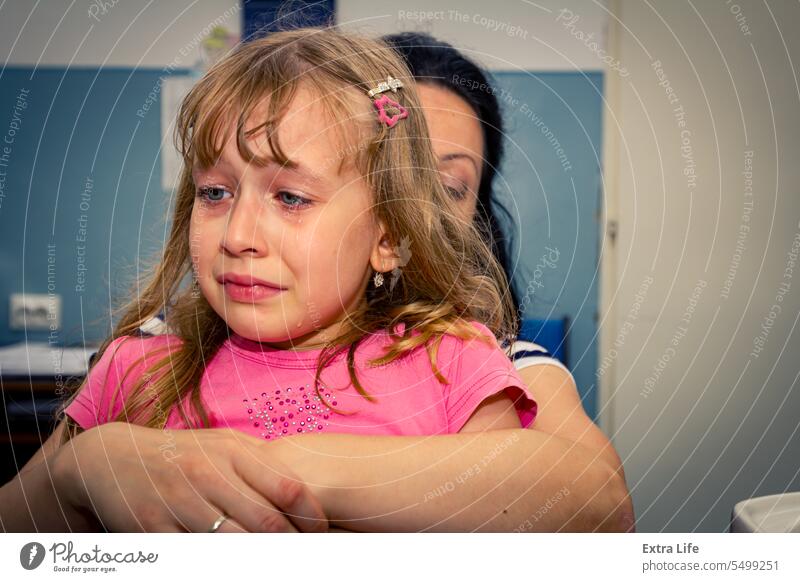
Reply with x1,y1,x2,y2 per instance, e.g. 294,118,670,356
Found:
51,422,329,533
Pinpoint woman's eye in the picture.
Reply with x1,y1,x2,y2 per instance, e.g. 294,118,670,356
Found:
277,190,311,209
196,186,231,203
445,185,468,201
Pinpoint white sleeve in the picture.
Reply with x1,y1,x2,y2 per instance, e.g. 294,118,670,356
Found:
138,315,171,335
509,340,571,374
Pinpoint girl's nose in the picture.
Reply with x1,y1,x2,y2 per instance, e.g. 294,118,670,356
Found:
220,194,267,257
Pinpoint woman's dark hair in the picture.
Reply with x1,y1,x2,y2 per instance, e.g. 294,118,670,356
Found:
382,32,520,319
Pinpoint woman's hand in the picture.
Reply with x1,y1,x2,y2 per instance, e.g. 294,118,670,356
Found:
51,422,329,533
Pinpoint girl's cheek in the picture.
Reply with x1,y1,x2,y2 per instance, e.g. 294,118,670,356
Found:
188,216,203,258
188,212,218,280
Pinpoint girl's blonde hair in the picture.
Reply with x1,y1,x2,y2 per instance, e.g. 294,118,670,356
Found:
58,26,517,444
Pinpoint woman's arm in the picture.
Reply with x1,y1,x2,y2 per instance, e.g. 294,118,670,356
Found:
269,427,629,532
268,364,632,532
2,364,630,533
0,421,100,532
519,364,627,479
1,421,329,533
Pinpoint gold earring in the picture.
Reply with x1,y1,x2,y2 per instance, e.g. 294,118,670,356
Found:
373,271,384,288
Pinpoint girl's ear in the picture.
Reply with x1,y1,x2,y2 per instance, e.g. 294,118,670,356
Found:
369,220,402,274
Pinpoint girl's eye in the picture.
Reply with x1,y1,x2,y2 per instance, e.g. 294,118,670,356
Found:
196,186,231,203
277,190,311,209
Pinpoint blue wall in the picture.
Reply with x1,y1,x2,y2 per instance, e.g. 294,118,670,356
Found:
0,67,177,347
493,72,604,419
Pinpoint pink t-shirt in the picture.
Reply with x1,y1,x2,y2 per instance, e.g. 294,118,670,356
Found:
65,321,537,440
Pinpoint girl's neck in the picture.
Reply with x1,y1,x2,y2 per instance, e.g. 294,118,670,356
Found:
232,333,331,353
230,293,369,352
232,319,350,353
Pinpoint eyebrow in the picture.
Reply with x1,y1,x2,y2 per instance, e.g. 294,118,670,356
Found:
193,156,329,186
438,152,480,175
281,160,327,185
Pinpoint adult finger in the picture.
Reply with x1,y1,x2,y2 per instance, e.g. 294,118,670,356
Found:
205,479,300,533
233,452,327,533
200,505,249,534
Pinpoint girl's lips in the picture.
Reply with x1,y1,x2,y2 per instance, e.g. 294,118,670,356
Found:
222,281,284,303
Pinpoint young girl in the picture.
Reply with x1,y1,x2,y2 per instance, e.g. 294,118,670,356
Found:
58,27,536,495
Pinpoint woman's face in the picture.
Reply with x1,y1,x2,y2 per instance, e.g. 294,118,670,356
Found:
417,83,484,224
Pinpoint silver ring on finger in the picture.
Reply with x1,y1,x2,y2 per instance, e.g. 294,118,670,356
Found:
208,513,229,533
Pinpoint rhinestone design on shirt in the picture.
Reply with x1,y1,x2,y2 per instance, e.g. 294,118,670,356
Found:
243,385,338,440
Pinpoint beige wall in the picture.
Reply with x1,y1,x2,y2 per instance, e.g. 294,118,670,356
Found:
338,0,608,71
0,1,241,68
2,0,605,71
601,0,800,531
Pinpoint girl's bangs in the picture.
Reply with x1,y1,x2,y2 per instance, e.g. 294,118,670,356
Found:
178,54,371,175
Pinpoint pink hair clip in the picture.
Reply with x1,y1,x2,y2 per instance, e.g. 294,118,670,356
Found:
368,75,408,128
372,94,408,128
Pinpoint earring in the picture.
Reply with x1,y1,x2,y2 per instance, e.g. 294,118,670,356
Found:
373,271,384,288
